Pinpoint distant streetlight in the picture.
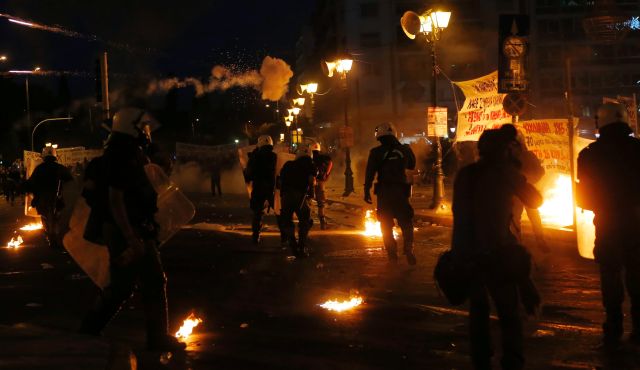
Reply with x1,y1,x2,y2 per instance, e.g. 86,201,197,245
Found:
0,55,7,61
31,117,73,151
401,8,451,211
234,139,239,144
323,54,354,196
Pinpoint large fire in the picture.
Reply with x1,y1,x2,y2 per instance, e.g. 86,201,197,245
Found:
538,175,574,227
175,313,203,339
319,296,364,312
7,236,24,249
20,222,43,231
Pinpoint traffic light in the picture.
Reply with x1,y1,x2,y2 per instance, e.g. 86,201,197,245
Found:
498,14,530,94
95,59,102,102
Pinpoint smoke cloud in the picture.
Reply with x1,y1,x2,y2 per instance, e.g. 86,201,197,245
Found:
147,56,293,101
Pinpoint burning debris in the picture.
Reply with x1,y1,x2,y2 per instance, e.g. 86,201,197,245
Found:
362,210,399,238
20,222,43,231
319,296,364,313
7,236,24,249
175,313,203,340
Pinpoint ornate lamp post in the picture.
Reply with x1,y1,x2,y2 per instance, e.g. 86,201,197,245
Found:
323,55,354,197
401,8,451,210
298,82,318,126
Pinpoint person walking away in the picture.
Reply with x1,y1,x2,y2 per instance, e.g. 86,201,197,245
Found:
452,128,543,370
244,135,277,244
23,146,73,248
311,141,333,230
5,162,22,206
501,124,550,254
79,107,185,352
279,145,316,258
364,122,417,265
577,102,640,349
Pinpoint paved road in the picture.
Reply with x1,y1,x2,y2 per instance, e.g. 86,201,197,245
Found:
1,194,639,369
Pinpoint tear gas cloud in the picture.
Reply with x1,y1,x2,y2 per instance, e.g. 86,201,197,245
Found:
147,56,293,101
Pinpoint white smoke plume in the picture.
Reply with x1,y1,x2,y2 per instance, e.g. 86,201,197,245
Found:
147,56,293,101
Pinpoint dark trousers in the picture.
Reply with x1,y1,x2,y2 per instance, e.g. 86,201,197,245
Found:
314,181,326,219
376,185,414,257
250,191,271,237
598,247,640,341
37,205,60,247
80,223,168,342
280,191,312,246
469,280,524,370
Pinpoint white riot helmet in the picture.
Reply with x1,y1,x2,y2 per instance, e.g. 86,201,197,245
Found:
42,145,57,159
295,144,312,159
310,141,321,151
597,102,629,128
257,135,274,148
111,107,159,138
375,122,397,139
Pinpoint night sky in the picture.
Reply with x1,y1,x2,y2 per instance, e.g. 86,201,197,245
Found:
0,0,316,96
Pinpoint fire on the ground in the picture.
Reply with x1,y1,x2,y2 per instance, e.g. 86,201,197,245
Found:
175,313,203,339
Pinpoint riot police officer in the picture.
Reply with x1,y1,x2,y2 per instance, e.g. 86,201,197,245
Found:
244,135,277,244
364,122,417,265
80,107,185,352
24,145,73,248
577,102,640,348
310,142,333,230
279,144,316,257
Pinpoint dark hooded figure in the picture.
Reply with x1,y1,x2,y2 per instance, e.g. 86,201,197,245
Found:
364,122,417,265
452,128,542,370
577,102,640,349
244,135,277,243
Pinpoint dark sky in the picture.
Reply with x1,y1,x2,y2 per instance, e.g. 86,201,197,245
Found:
0,0,316,90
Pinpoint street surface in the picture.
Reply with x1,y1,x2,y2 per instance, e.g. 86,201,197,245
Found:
1,191,640,369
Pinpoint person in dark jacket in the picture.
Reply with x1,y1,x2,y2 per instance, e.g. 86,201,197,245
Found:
80,107,185,352
23,145,73,248
279,144,316,257
245,135,277,243
311,141,333,230
500,124,549,253
452,128,543,370
364,122,417,265
577,102,640,348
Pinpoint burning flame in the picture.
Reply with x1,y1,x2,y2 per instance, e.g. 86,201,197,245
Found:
20,222,43,231
175,313,203,339
7,236,24,249
538,175,574,227
363,210,382,237
320,296,364,312
362,210,399,238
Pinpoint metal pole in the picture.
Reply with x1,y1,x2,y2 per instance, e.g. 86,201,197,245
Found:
343,72,354,197
565,58,578,234
100,52,110,120
25,76,31,134
430,40,445,210
31,117,73,151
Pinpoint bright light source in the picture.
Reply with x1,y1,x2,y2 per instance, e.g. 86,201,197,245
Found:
52,144,58,149
292,98,305,106
279,133,285,141
9,70,35,74
291,107,301,116
265,104,270,108
34,66,41,72
9,19,34,27
0,56,6,61
297,128,302,132
336,59,353,73
432,11,451,29
45,142,52,147
234,139,239,144
450,127,456,133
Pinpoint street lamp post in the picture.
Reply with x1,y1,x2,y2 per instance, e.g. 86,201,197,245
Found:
31,117,73,151
299,83,318,126
401,9,451,210
323,56,354,197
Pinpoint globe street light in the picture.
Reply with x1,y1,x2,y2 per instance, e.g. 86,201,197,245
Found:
401,8,451,211
323,55,354,197
298,82,318,126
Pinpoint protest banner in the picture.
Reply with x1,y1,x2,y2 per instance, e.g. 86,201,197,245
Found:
454,71,512,141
